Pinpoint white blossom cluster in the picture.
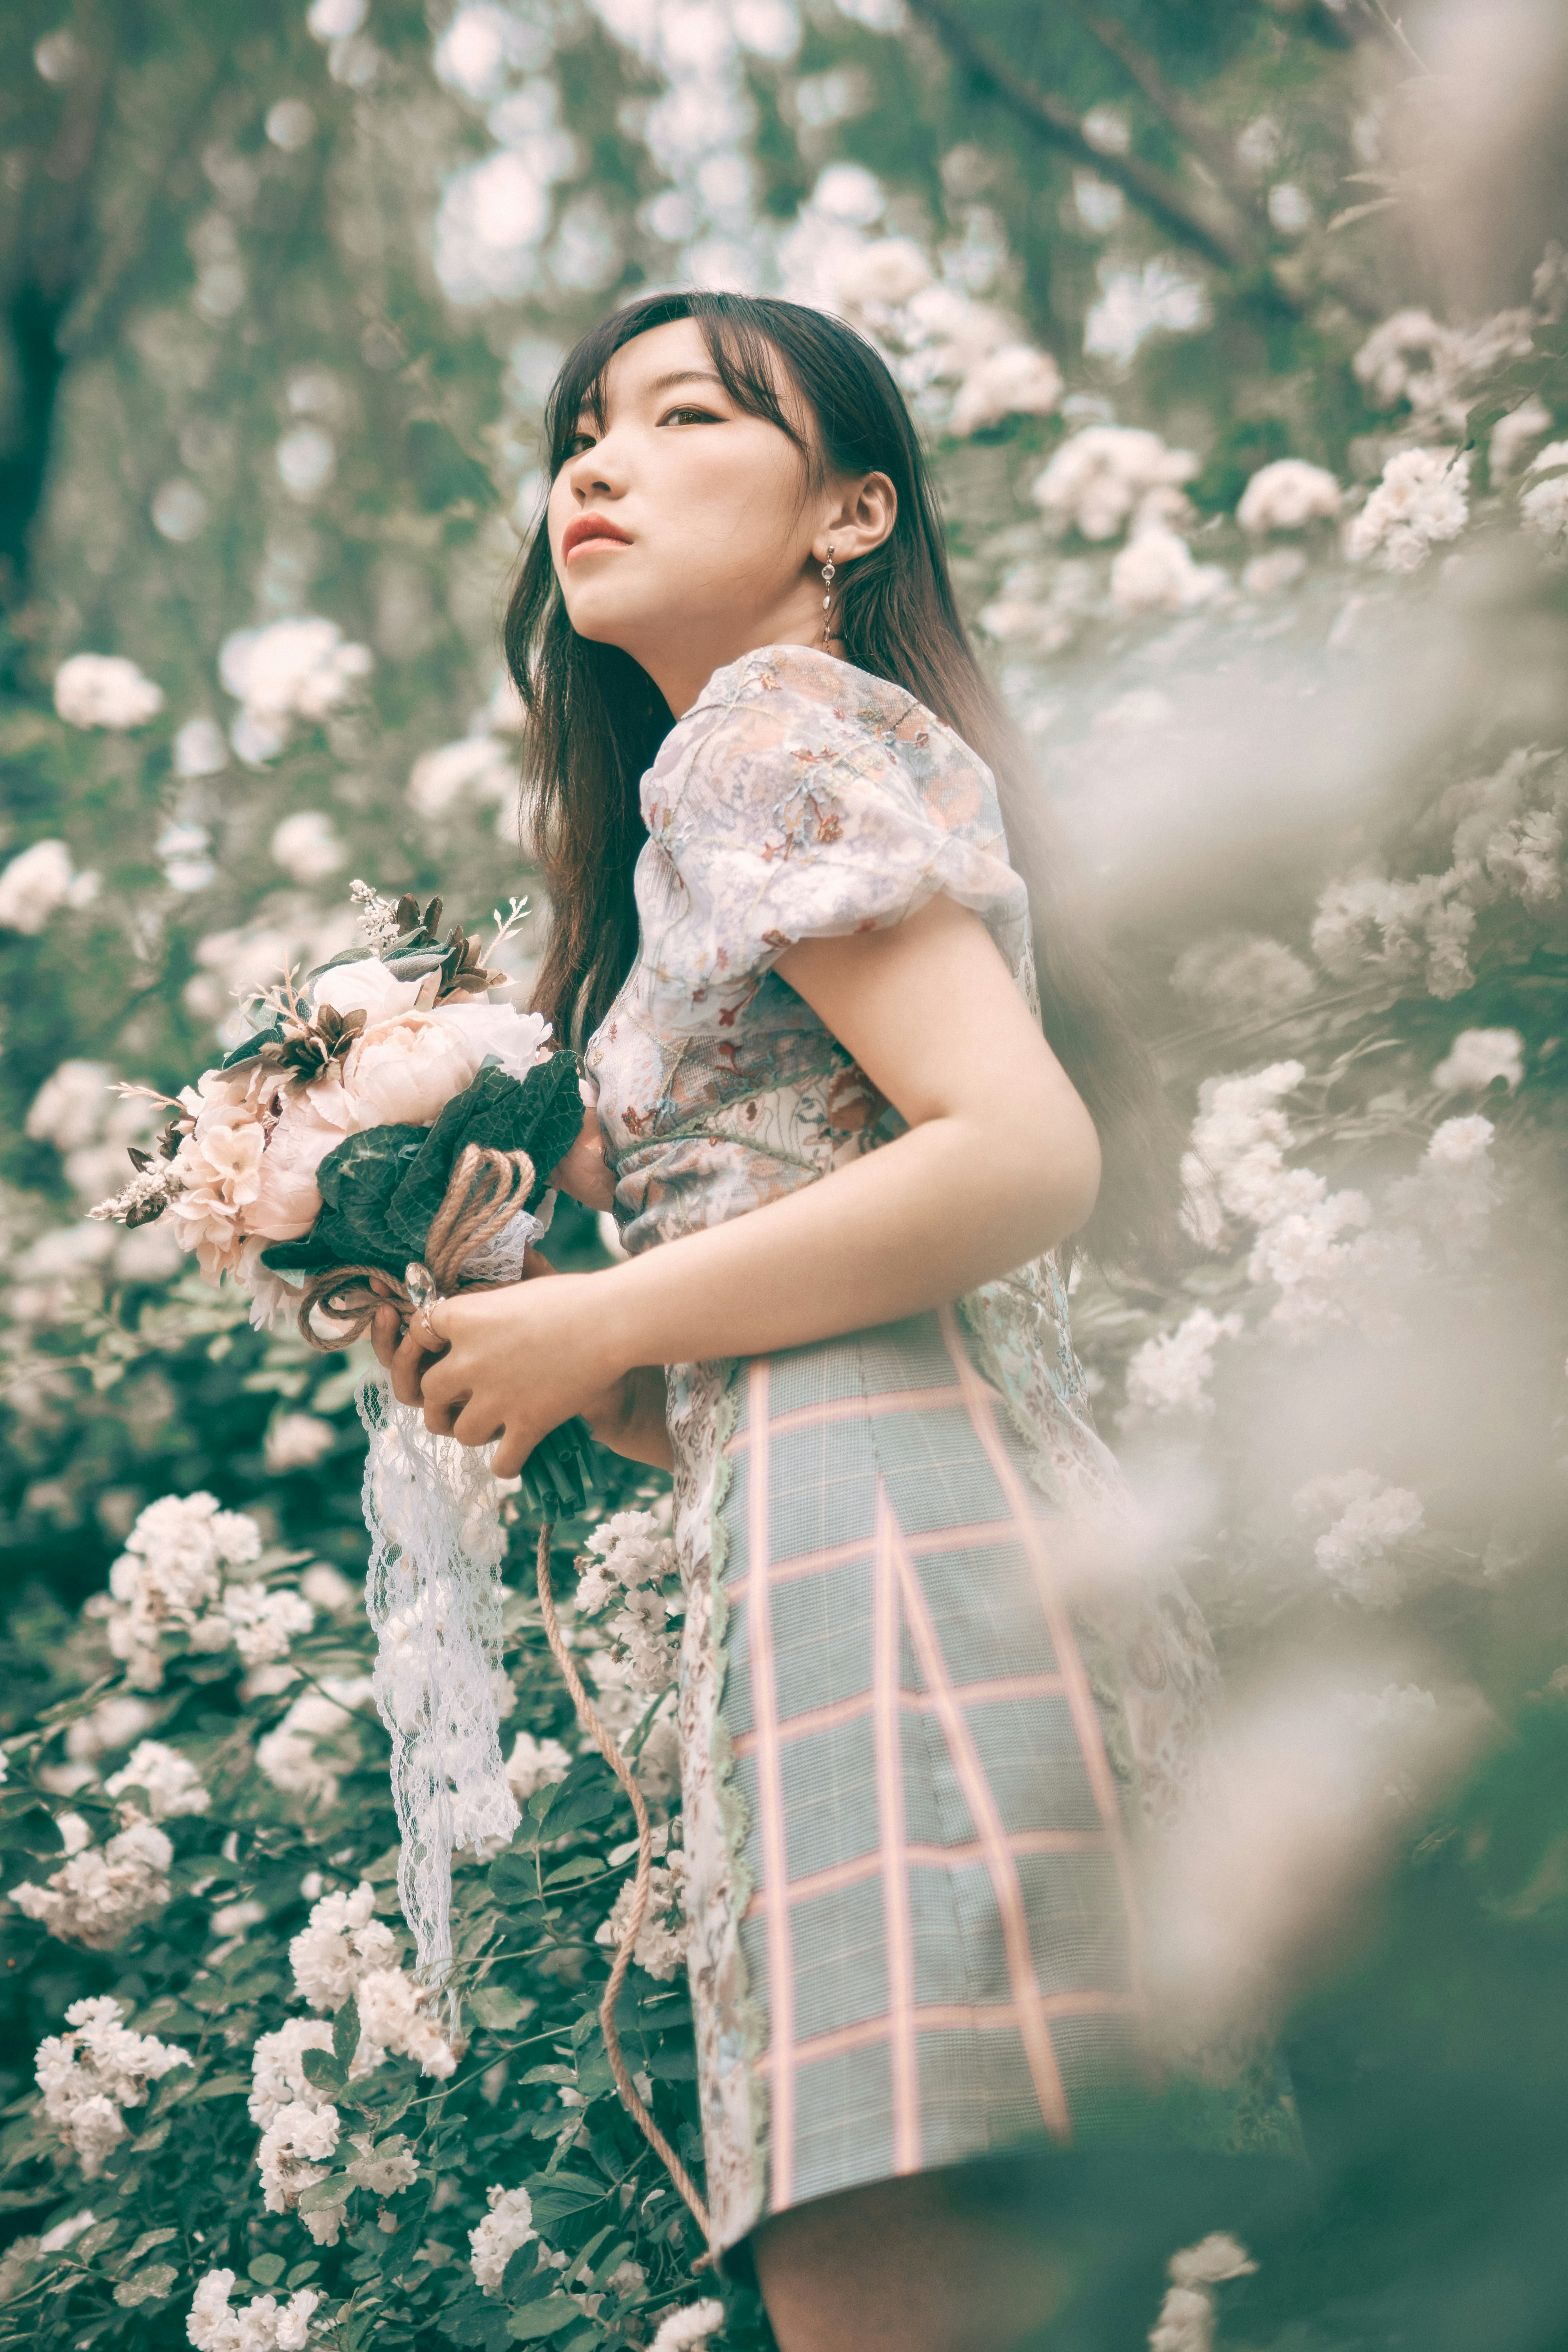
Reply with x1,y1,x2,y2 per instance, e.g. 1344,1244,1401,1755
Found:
1236,458,1342,535
1148,2232,1257,2352
218,617,373,764
186,2270,321,2352
575,1508,682,1695
288,1882,458,2073
1431,1026,1523,1093
505,1729,572,1800
248,2015,379,2129
1029,424,1197,543
596,1848,690,1982
1180,1062,1403,1337
1385,1115,1501,1262
52,652,165,731
102,1739,210,1820
1293,1470,1426,1607
257,1678,372,1807
1311,748,1564,1000
1346,446,1470,573
1352,305,1535,438
34,1995,192,2177
12,1814,175,1950
1123,1307,1243,1421
257,2100,343,2240
831,236,1063,440
0,838,98,935
1520,441,1568,550
469,2182,537,2294
100,1492,292,1689
648,2302,727,2352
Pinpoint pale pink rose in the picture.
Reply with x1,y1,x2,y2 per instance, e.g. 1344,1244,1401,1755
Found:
342,1014,483,1131
427,1002,551,1083
311,959,424,1026
169,1122,267,1280
181,1062,271,1136
248,1083,355,1241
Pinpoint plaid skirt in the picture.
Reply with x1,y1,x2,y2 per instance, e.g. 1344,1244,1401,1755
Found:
669,1304,1301,2254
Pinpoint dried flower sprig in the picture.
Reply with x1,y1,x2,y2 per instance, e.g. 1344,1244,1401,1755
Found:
88,1157,185,1229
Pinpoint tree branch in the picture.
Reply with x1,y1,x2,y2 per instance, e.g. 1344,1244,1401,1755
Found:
905,0,1274,282
1055,0,1266,218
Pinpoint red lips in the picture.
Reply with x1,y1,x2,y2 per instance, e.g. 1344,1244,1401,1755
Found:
563,512,632,559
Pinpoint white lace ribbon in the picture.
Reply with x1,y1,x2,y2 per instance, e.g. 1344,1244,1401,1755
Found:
357,1374,520,1986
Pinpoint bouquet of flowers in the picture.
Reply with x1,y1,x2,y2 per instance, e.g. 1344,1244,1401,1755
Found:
91,879,598,1983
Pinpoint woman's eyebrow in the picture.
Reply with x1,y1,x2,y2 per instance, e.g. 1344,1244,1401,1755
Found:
570,367,728,433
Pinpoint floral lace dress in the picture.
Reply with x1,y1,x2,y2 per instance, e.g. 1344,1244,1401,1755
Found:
583,643,1299,2255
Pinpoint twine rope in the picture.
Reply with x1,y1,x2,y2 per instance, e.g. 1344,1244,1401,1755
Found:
534,1522,714,2257
294,1142,535,1350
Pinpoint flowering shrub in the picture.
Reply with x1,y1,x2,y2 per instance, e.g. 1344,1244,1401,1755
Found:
3,5,1568,2348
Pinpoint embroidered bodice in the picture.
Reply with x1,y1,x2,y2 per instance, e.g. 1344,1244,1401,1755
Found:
582,640,1118,1503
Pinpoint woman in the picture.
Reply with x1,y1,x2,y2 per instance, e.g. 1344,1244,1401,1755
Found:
375,291,1302,2352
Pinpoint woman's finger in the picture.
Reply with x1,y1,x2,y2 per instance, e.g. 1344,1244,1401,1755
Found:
370,1306,400,1370
453,1397,508,1450
392,1326,437,1409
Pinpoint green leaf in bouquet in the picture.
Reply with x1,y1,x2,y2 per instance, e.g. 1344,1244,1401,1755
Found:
387,1050,584,1247
260,1125,429,1277
221,1019,285,1070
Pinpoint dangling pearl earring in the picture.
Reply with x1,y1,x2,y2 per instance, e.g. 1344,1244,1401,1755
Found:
820,543,836,648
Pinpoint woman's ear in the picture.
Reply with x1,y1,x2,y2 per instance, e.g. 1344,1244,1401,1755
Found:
818,471,897,566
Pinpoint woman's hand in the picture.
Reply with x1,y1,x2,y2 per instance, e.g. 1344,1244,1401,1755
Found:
545,1103,617,1211
370,1250,672,1476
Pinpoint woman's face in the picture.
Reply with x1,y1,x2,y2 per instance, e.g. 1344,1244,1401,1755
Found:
545,316,893,715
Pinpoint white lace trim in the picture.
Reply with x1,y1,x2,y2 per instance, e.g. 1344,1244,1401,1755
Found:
357,1375,520,1985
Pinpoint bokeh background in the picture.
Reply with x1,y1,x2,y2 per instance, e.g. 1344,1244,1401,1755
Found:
1,3,1566,2348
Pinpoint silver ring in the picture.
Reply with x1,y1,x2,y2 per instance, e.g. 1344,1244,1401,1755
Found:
415,1301,447,1349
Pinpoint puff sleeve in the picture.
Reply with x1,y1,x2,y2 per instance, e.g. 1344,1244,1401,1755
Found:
641,659,1031,1000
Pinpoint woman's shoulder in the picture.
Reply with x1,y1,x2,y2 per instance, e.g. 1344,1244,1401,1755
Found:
642,641,1000,842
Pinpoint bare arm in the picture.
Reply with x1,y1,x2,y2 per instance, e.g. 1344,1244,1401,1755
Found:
398,894,1100,1478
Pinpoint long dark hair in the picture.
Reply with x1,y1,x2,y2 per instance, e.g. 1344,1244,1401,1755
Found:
503,288,1176,1269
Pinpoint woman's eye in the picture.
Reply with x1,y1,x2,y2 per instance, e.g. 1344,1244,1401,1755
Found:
563,432,595,458
660,405,719,427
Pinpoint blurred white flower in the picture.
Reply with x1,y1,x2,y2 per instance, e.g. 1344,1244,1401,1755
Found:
1293,1468,1425,1606
355,1969,460,2077
271,810,346,883
435,152,549,305
505,1730,572,1800
1267,181,1311,235
833,235,931,311
1084,257,1209,366
300,1561,357,1611
173,716,229,777
1489,396,1552,477
35,1996,191,2177
813,162,884,225
251,2017,350,2129
266,1414,338,1473
102,1492,261,1689
260,1678,373,1810
53,653,164,730
64,1694,156,1767
276,427,336,500
1432,1026,1523,1092
1124,1308,1243,1420
1031,426,1197,542
1386,1114,1501,1261
0,838,97,933
1241,547,1308,595
152,478,209,542
470,2184,536,2294
408,735,515,820
258,2097,340,2228
1520,448,1568,549
1081,105,1129,155
596,1850,690,1980
210,1897,267,1939
288,1879,398,2011
25,1059,111,1154
219,617,373,763
1346,447,1469,572
1150,2235,1258,2352
1110,527,1226,616
1236,458,1341,533
1171,935,1315,1020
306,0,365,37
648,2301,727,2352
949,343,1062,437
265,99,316,152
13,1817,175,1950
103,1739,210,1820
188,2269,322,2352
221,1583,314,1667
